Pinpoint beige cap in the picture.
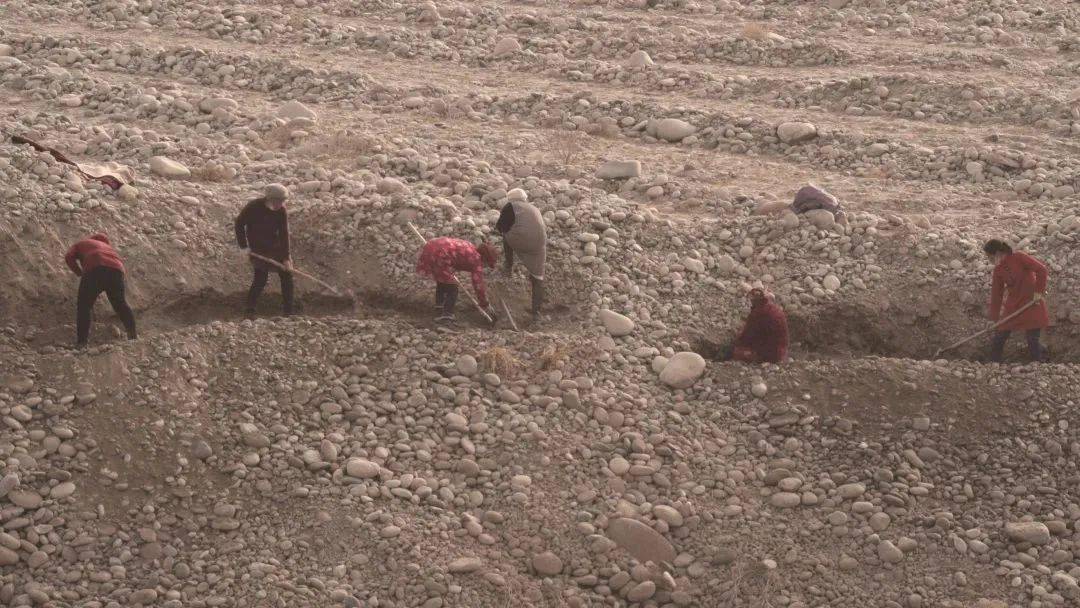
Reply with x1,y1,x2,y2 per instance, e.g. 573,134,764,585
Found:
265,183,289,202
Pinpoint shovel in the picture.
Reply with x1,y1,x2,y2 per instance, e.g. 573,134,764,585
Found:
932,299,1039,359
247,252,357,309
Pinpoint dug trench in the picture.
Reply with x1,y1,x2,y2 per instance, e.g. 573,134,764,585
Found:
5,273,590,350
691,302,1080,364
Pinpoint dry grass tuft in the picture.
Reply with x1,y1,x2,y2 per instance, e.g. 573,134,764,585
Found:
261,124,294,150
479,347,521,378
190,162,233,182
549,130,585,168
724,551,784,608
262,128,382,168
537,343,570,370
741,22,770,41
296,131,379,160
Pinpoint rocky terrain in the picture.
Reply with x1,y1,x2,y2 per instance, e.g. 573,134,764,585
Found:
1,0,1079,606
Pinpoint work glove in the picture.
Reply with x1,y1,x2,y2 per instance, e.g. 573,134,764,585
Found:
1033,292,1044,302
239,248,252,263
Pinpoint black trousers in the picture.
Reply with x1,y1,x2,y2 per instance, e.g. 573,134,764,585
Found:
990,329,1043,362
247,268,294,314
435,283,458,316
77,267,136,345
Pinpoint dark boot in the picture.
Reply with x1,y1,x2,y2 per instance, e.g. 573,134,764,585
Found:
437,284,458,323
280,271,295,316
435,284,448,311
247,268,269,315
1025,329,1045,362
529,276,545,322
988,331,1009,363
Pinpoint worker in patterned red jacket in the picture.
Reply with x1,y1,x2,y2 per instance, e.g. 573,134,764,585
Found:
723,288,789,364
64,233,137,348
984,239,1049,362
416,236,499,324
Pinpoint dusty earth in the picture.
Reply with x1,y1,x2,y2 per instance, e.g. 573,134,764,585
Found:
1,0,1080,607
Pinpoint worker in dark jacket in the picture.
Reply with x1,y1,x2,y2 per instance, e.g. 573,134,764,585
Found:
64,233,137,347
723,288,789,364
235,184,293,316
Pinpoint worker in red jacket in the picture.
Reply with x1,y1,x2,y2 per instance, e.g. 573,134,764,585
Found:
64,233,137,347
416,237,498,324
723,288,789,364
235,184,293,317
984,239,1049,362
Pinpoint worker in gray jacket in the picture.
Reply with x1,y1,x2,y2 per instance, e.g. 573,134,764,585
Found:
494,198,547,323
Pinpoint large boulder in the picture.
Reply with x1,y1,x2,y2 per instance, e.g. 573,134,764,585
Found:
1005,521,1051,545
655,119,697,142
626,50,654,67
607,518,676,564
58,94,82,108
238,423,270,448
345,458,380,479
277,100,317,122
0,547,18,566
531,551,563,576
376,177,407,195
493,37,522,57
770,492,801,508
149,156,190,179
448,557,483,573
659,352,706,389
597,160,642,180
754,199,789,215
199,97,239,113
8,491,41,509
455,355,478,376
803,208,836,229
599,309,635,337
777,121,818,144
878,540,904,564
0,473,18,497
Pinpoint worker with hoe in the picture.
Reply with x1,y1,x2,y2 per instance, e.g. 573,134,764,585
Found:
65,233,137,348
722,287,789,364
494,195,548,323
984,239,1049,362
235,184,293,317
416,236,499,324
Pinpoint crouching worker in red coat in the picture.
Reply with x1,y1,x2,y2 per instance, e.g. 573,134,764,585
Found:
722,288,789,364
416,237,499,325
64,233,137,348
984,239,1049,362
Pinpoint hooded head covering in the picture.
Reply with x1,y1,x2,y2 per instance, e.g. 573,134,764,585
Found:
748,287,772,306
264,183,289,203
89,233,111,245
